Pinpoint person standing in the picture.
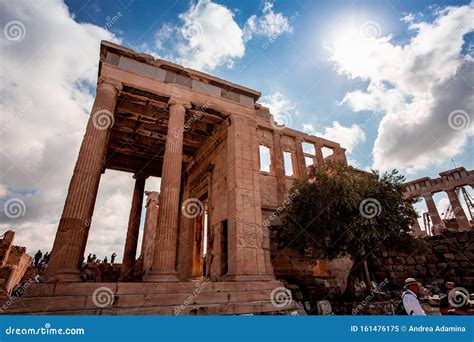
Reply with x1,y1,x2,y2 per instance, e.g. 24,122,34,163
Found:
401,278,426,316
33,250,42,266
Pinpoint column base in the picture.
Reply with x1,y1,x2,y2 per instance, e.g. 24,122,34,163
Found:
42,270,81,283
221,274,275,282
144,272,179,282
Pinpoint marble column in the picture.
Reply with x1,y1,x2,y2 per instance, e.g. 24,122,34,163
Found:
121,173,147,280
141,191,159,278
314,142,325,166
294,138,306,179
423,193,443,235
45,78,121,282
445,188,470,231
145,98,189,282
272,132,286,204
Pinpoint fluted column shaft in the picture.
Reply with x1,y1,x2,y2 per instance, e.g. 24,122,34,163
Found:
141,191,160,278
446,188,470,231
45,78,121,282
423,193,443,235
121,174,147,280
146,99,189,282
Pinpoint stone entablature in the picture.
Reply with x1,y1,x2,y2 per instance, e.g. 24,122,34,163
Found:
404,167,474,197
102,41,260,109
403,167,473,236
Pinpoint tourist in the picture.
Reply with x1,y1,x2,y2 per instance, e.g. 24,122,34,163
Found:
41,251,50,265
103,256,108,264
87,253,93,263
33,250,42,266
400,278,426,315
111,252,117,264
440,281,456,315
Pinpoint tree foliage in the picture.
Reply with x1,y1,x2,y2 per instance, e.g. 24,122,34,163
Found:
280,162,422,259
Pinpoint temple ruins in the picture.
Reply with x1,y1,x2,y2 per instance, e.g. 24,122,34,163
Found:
2,41,347,315
404,167,474,236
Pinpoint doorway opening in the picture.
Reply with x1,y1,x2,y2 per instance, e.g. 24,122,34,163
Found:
191,196,209,278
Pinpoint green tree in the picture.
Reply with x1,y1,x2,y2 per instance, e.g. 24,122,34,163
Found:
280,162,422,260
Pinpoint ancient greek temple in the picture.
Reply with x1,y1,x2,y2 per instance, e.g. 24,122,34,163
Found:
404,167,474,236
4,41,347,315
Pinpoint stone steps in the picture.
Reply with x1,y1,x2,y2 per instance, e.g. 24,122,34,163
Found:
2,281,299,315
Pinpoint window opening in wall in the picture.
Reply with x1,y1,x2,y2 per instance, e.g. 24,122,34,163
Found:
259,145,271,172
283,151,294,176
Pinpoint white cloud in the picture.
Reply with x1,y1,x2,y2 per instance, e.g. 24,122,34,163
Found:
302,123,316,134
400,13,415,23
315,121,366,154
243,1,293,41
0,0,144,261
155,0,245,71
329,4,474,173
154,1,294,72
260,92,297,127
437,197,451,218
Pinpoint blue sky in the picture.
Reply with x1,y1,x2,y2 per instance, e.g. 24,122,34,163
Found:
1,0,472,256
64,0,472,179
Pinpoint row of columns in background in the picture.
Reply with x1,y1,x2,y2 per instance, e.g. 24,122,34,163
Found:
412,188,472,237
44,77,191,282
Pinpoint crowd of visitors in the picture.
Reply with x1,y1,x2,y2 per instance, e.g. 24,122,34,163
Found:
398,277,471,315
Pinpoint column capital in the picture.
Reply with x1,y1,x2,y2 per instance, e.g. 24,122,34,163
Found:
422,192,434,199
145,191,160,207
168,98,191,110
444,187,457,195
98,76,122,96
133,172,149,180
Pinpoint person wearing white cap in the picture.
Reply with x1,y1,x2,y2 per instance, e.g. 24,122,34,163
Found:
401,278,426,316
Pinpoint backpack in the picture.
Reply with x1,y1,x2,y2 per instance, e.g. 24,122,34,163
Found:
395,292,409,315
